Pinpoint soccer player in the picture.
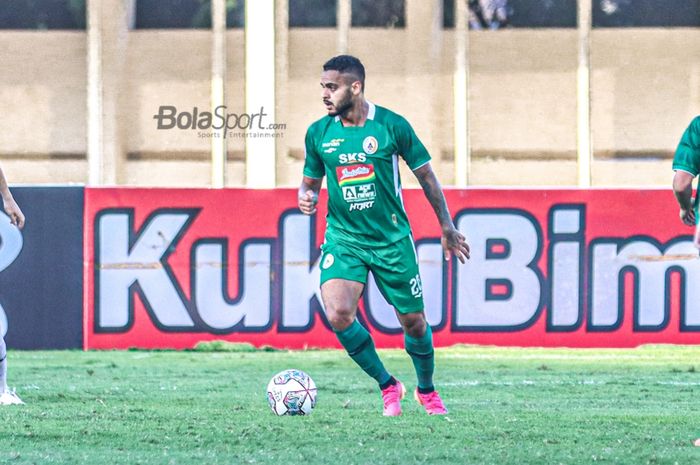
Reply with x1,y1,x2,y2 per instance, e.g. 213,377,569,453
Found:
298,55,470,416
672,116,700,249
0,165,25,405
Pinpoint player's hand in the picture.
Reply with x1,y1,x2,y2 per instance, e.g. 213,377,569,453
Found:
441,226,470,263
298,190,318,215
680,205,696,226
3,197,24,229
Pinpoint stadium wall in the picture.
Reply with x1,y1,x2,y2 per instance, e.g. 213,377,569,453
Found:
4,186,700,350
0,27,698,186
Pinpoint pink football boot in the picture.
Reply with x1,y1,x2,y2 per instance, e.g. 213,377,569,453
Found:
381,380,406,416
414,389,448,415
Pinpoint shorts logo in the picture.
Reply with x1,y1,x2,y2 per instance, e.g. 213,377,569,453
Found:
322,253,335,269
362,136,378,155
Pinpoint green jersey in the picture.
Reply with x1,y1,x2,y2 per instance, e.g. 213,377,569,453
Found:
672,116,700,176
303,102,431,248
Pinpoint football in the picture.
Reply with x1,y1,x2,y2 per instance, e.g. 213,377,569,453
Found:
266,369,317,416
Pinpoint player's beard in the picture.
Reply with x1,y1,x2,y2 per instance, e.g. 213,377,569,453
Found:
325,88,353,117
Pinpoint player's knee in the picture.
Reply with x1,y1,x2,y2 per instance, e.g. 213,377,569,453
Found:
401,314,427,338
326,307,355,331
328,315,354,331
405,324,426,339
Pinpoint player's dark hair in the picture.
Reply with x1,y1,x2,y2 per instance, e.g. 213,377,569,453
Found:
323,55,365,91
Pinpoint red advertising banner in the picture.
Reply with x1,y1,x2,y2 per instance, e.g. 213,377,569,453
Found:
84,188,700,349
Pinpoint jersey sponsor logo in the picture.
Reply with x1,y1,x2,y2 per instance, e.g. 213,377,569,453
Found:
324,147,337,154
362,136,378,155
336,163,375,186
348,200,375,211
342,184,376,203
338,152,367,164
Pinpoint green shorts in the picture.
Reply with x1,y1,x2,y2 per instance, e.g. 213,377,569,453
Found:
319,235,424,314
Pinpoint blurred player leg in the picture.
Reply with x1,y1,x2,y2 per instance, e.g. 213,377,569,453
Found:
0,336,6,392
0,336,23,405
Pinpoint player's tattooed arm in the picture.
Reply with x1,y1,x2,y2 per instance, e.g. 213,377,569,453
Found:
413,163,470,262
413,163,452,228
298,176,322,215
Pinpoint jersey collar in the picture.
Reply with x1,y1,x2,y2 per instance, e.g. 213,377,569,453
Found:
367,101,376,120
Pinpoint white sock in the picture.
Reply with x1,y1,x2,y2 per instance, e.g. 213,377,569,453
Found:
0,336,7,393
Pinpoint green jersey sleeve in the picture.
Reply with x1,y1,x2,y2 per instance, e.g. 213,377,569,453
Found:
672,116,700,176
393,116,431,170
302,126,325,179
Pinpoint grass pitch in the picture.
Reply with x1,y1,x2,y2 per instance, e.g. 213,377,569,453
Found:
1,345,700,465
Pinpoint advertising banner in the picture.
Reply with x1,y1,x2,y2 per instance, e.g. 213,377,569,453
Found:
84,187,699,349
1,187,84,349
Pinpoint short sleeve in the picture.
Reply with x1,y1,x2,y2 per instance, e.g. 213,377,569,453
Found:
302,127,325,179
393,116,431,170
672,117,700,177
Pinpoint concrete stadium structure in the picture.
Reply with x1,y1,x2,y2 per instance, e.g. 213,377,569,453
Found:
0,0,698,187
